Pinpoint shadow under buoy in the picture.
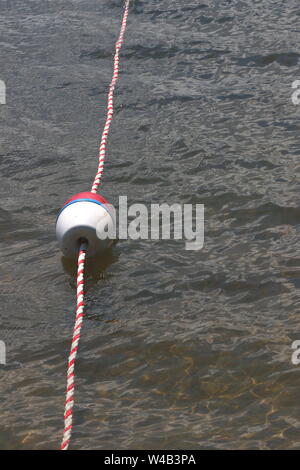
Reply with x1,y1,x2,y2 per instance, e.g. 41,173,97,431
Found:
61,242,118,285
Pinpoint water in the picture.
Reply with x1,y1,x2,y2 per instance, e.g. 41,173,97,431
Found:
1,0,300,450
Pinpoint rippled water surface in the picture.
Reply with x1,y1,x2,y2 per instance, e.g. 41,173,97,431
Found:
1,0,300,450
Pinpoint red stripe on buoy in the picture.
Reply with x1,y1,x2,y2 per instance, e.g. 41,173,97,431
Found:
64,192,109,206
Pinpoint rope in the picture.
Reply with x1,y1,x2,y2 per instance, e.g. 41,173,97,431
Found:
60,0,130,450
61,242,87,450
91,0,130,193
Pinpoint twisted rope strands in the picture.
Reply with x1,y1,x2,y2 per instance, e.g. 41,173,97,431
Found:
91,0,130,193
61,242,87,450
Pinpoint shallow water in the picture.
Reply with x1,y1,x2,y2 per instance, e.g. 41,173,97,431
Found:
1,0,300,450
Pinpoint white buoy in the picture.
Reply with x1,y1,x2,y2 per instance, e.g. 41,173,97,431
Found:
56,192,115,258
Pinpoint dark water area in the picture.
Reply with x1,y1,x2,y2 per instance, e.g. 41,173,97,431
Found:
1,0,300,450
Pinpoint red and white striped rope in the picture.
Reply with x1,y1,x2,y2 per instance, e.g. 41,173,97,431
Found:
61,0,130,450
91,0,130,194
61,242,87,450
